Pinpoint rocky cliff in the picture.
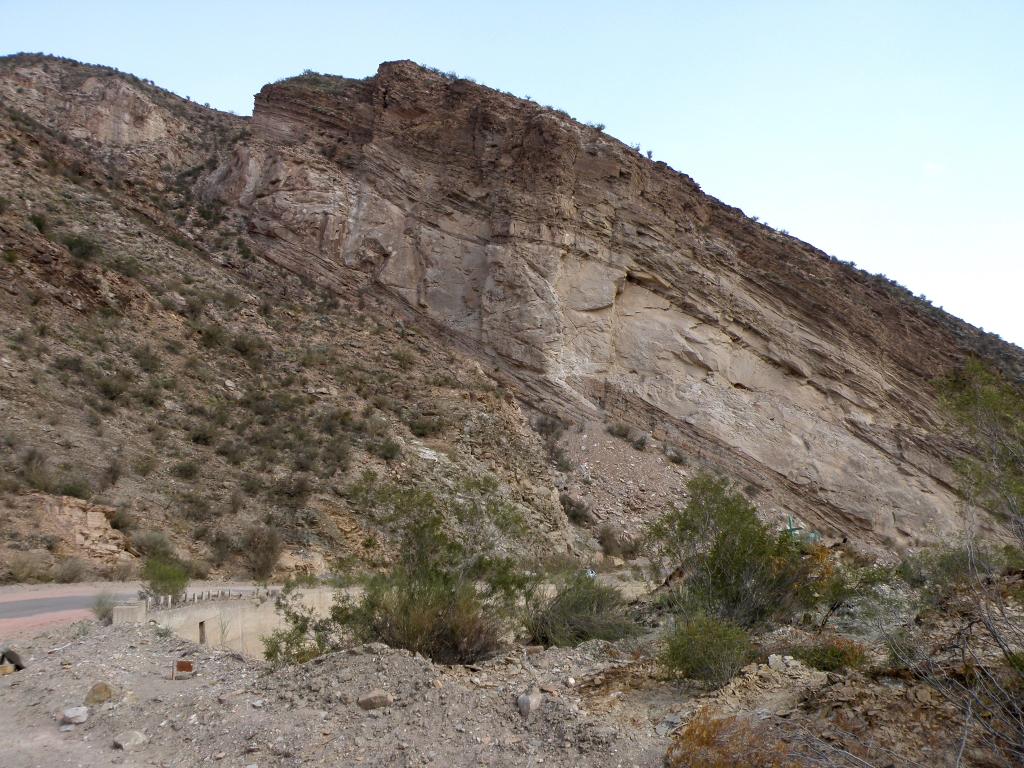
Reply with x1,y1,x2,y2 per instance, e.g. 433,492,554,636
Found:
207,61,1021,546
1,54,1021,579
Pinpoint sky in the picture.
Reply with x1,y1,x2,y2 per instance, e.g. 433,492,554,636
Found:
2,1,1022,346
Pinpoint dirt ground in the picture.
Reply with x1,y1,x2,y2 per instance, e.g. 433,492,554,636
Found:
0,620,673,768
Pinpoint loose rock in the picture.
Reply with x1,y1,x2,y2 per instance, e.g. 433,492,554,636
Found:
61,706,88,725
517,688,544,719
113,731,148,752
357,689,394,710
84,681,115,705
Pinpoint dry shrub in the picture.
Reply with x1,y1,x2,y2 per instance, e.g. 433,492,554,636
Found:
54,557,89,583
559,493,593,526
243,525,283,580
666,711,801,768
598,523,639,559
92,591,116,625
8,551,52,582
792,636,868,672
108,560,137,581
525,575,637,647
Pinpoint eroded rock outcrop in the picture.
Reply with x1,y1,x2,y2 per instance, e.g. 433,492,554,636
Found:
202,61,1021,545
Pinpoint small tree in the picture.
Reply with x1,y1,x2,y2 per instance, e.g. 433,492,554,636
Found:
813,551,892,631
263,583,335,665
647,474,810,627
141,556,189,600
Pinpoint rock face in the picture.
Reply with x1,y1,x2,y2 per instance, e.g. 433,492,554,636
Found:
203,61,1021,545
0,493,135,578
1,54,1020,557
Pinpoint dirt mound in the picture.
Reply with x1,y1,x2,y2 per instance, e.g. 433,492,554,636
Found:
0,623,669,767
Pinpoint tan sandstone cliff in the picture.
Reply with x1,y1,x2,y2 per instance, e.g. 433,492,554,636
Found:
202,61,1020,546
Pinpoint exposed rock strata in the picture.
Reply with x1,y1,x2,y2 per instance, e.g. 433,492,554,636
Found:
204,61,1021,545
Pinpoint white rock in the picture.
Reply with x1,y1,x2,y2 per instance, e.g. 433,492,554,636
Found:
113,730,148,752
61,706,88,724
517,688,543,719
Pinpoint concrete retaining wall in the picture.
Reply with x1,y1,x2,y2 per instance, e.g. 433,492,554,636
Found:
113,587,342,658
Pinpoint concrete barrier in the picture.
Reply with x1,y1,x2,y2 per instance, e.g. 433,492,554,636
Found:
113,587,344,658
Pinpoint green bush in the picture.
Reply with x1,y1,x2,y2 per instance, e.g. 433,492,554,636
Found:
356,547,527,663
408,415,443,438
55,475,92,500
812,553,893,630
198,323,226,348
133,344,160,373
646,474,809,627
340,573,502,664
133,454,157,477
141,556,189,599
525,575,637,647
269,514,530,665
172,460,199,479
898,544,1004,606
792,636,868,672
92,371,130,401
112,255,141,277
61,234,101,261
188,422,216,445
369,437,401,461
662,615,753,686
231,332,267,363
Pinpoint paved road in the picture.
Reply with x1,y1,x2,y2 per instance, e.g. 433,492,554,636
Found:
0,591,138,620
0,582,265,640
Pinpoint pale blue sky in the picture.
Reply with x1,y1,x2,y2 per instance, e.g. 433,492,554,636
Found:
3,1,1021,346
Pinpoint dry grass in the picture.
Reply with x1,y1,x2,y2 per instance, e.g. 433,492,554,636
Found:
666,711,802,768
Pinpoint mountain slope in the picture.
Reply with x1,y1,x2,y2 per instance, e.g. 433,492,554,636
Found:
211,60,1022,545
0,54,1019,579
